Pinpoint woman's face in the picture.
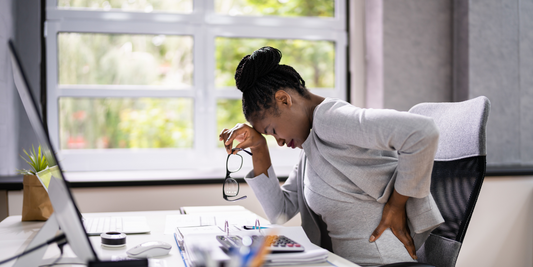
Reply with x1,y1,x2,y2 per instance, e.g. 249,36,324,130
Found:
250,92,311,149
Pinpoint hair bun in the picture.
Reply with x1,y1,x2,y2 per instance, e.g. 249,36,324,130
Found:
235,46,282,93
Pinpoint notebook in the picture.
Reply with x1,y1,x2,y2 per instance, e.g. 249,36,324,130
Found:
10,41,150,236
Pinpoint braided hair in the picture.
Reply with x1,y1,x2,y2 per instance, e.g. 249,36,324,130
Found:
234,46,310,122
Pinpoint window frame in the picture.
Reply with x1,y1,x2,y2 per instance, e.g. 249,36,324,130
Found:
45,0,347,178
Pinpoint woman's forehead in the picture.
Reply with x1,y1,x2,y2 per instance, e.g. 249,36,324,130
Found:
251,115,273,134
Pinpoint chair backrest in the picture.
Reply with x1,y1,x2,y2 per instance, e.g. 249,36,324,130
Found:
409,96,490,267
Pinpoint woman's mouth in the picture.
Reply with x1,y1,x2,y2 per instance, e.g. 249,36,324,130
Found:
287,140,295,149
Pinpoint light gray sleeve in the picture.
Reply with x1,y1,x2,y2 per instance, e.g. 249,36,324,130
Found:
314,103,439,198
244,164,300,224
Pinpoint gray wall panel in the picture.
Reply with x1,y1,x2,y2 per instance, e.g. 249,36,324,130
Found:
469,0,522,166
520,0,533,164
382,0,452,111
374,0,533,168
0,0,16,175
365,0,384,109
14,0,41,170
453,0,469,101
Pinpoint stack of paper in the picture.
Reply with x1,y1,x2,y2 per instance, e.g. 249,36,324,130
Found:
174,225,330,266
180,205,248,214
264,249,329,265
177,205,270,231
261,227,329,266
167,206,331,266
176,228,233,267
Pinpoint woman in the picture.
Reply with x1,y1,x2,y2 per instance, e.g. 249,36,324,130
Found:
219,46,443,266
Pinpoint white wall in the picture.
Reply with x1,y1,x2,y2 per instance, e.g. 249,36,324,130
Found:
6,176,533,266
456,176,533,267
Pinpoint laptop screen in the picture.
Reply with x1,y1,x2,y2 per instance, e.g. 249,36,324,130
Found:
9,40,98,263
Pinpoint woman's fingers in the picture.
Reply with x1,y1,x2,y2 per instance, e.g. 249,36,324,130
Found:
219,128,239,153
370,198,417,260
219,124,252,154
369,220,387,243
219,128,232,153
219,123,267,155
370,220,417,260
391,227,417,260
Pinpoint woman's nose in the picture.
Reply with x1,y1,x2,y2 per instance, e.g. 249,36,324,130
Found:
276,137,285,147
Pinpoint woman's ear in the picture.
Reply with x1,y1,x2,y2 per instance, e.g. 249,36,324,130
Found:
274,90,292,108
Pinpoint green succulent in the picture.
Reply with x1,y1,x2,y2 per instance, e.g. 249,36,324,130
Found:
17,145,49,175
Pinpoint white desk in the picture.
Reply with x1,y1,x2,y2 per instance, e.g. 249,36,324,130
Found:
0,210,359,267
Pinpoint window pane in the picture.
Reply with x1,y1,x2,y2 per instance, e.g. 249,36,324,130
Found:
58,33,193,87
216,38,335,89
57,0,193,13
215,0,334,17
216,99,279,148
216,99,245,147
59,98,193,149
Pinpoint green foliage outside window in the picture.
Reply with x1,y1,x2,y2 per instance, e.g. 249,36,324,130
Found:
60,98,193,149
217,99,246,136
57,1,337,150
215,0,334,17
59,33,193,86
215,37,335,89
58,0,193,13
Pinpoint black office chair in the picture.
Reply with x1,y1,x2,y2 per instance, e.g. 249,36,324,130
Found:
381,96,491,267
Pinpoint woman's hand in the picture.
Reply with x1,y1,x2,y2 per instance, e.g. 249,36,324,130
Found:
369,189,417,260
219,123,267,154
219,123,272,177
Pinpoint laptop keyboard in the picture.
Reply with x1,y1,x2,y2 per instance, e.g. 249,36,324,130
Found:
84,217,123,233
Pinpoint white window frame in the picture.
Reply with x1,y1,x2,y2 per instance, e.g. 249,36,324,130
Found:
45,0,347,180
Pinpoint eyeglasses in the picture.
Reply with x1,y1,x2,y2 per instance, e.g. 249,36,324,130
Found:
223,148,253,202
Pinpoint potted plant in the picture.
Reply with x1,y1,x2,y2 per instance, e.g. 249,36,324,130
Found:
17,145,53,221
18,145,49,176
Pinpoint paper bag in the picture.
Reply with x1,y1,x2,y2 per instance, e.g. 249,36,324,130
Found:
21,174,53,221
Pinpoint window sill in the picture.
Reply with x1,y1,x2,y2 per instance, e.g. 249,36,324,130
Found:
0,175,24,190
0,166,293,189
60,165,293,188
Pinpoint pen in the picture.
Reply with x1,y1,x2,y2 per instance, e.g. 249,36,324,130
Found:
243,225,269,230
250,231,277,267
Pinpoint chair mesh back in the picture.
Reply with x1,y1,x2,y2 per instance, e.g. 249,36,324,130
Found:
410,96,490,266
409,96,490,243
430,156,486,242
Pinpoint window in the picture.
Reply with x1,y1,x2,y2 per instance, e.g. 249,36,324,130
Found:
46,0,347,179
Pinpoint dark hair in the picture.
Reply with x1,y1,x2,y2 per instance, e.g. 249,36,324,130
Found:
234,46,309,122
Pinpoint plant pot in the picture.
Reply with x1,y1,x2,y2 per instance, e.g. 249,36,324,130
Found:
21,174,54,221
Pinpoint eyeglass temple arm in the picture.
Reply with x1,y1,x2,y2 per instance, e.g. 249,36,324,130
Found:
231,148,253,156
223,195,247,202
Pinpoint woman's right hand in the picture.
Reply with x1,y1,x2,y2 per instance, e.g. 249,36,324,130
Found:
219,123,267,155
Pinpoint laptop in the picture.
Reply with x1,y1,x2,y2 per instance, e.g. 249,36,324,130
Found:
9,40,150,236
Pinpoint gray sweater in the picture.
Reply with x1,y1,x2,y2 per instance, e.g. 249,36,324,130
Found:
245,98,444,250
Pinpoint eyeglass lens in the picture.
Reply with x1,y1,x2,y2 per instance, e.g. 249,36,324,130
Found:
226,154,243,173
224,178,239,197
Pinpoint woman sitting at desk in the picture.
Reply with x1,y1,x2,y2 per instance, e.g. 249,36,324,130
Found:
219,46,444,266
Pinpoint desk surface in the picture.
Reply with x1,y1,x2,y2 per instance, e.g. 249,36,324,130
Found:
0,209,359,267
